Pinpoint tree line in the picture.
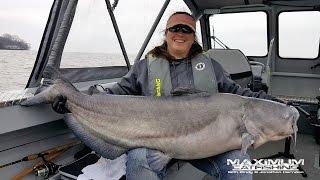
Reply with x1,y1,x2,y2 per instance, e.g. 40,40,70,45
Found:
0,33,30,50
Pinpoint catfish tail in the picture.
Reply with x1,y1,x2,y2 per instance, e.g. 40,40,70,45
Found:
20,66,79,106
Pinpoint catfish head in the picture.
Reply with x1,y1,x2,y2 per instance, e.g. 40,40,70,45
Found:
243,98,299,149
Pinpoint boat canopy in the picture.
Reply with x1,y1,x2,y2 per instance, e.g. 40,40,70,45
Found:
184,0,320,15
26,0,129,88
26,0,320,89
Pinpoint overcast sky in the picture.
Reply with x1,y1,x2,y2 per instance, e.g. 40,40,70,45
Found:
0,0,190,55
1,0,319,58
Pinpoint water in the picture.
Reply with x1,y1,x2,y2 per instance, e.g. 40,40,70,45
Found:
0,50,135,92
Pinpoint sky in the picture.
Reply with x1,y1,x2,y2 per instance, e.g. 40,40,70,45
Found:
0,0,191,55
0,0,319,58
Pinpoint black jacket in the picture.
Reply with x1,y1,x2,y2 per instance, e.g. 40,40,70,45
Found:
107,57,272,100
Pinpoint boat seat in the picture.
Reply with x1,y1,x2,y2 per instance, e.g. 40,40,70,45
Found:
206,49,253,88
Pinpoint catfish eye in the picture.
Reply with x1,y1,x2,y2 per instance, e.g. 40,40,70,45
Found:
282,112,291,120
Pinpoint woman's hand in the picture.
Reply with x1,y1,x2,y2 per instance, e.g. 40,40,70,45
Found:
52,95,70,114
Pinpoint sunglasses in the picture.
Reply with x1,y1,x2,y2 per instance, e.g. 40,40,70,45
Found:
167,24,194,34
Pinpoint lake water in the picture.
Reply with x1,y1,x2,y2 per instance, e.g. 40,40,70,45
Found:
0,50,135,92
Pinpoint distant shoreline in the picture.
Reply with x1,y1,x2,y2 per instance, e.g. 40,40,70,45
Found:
0,34,30,50
0,48,30,50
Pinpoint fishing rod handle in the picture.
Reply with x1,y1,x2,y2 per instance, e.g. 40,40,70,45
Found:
10,150,66,180
41,140,82,155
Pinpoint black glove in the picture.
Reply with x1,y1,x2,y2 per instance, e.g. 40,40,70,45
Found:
52,95,70,114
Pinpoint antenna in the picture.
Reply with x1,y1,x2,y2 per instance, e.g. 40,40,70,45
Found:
212,25,215,49
210,34,230,49
210,23,230,49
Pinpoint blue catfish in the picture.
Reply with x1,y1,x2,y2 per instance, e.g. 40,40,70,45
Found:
21,79,299,167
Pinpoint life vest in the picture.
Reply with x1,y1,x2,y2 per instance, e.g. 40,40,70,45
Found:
147,53,218,96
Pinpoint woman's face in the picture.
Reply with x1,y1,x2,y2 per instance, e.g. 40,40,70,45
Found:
165,15,195,59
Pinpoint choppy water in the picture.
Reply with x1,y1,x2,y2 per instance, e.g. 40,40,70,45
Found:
0,50,135,92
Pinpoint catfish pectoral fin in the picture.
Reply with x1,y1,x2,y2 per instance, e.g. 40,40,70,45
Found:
241,133,255,155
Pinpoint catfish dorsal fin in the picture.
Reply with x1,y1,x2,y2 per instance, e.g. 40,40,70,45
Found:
170,87,201,95
170,87,210,97
54,78,69,84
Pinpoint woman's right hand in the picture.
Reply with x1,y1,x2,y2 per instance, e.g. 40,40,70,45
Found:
52,95,70,114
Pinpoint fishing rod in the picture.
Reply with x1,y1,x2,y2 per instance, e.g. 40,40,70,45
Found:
0,140,81,169
11,149,67,180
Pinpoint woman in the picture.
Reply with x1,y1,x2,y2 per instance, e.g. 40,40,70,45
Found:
94,12,273,180
54,12,274,180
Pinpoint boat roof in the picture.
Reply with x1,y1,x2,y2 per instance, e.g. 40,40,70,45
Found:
184,0,320,15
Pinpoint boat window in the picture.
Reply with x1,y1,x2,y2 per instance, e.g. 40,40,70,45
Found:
0,0,52,92
61,0,132,68
209,11,268,57
278,11,320,59
61,0,190,68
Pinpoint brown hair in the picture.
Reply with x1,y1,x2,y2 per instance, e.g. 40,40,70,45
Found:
146,12,203,60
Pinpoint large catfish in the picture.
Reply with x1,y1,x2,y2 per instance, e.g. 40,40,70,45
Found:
21,78,299,168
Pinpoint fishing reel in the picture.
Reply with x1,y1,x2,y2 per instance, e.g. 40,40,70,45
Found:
33,161,60,178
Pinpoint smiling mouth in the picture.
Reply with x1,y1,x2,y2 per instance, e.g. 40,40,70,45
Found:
174,40,185,43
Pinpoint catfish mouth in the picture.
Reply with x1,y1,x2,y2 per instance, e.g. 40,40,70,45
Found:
252,133,291,149
253,123,298,149
269,106,299,144
249,105,300,149
268,123,298,144
269,133,292,141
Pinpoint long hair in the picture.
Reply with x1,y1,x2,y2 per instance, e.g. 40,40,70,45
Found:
146,12,203,60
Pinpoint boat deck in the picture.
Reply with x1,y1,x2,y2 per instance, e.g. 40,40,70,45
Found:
1,120,318,180
250,134,320,180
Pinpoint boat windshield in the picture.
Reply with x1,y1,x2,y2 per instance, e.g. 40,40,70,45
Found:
0,0,192,91
60,0,191,68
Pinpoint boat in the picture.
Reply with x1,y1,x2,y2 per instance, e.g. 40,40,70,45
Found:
0,0,319,179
